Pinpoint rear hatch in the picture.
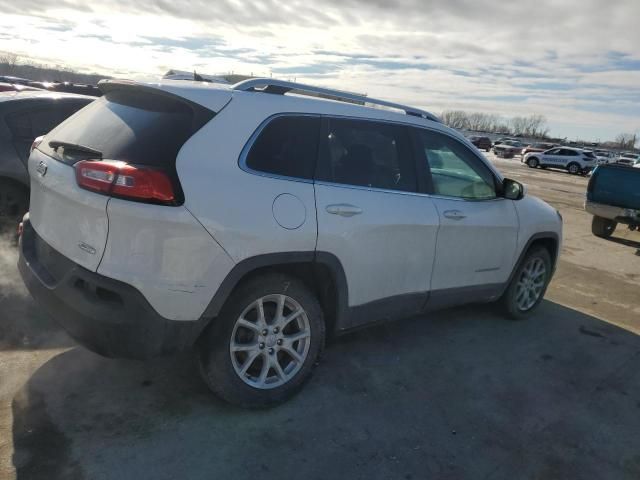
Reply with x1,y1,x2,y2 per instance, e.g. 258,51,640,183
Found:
28,82,219,271
588,165,640,210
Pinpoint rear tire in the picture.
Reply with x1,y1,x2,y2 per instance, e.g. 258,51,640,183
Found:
198,273,325,408
500,247,552,320
567,163,580,175
527,157,539,168
591,216,617,238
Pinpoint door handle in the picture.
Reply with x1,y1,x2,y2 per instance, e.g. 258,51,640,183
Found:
326,204,363,217
443,209,467,220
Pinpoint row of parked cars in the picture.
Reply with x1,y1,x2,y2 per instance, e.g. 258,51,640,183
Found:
468,135,640,175
0,75,102,97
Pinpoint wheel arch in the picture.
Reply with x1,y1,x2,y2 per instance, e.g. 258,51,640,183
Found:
200,251,349,336
501,232,560,297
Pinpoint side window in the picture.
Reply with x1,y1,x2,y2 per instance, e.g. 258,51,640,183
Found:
317,118,416,192
245,116,320,180
546,148,560,155
562,149,578,156
29,109,70,137
416,128,497,200
6,111,32,138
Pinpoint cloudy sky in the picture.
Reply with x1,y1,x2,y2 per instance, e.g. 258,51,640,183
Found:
1,0,638,141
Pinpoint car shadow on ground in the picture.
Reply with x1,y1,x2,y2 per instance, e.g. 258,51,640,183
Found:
11,300,640,480
606,235,640,251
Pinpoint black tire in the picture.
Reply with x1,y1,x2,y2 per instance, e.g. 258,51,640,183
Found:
527,157,539,168
198,273,325,408
500,246,552,320
0,180,28,230
567,162,581,175
591,216,617,238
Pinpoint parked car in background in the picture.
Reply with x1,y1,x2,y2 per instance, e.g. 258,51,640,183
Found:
0,82,43,93
493,137,516,146
468,135,492,152
27,81,103,97
493,140,524,158
585,164,640,238
616,153,640,167
522,147,596,174
521,143,556,157
0,91,94,223
18,78,562,407
0,76,31,86
594,150,615,165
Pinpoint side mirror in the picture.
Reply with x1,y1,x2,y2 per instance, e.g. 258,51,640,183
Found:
503,178,525,200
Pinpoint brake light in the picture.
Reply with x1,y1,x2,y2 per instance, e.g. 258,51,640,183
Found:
75,160,175,203
30,135,44,154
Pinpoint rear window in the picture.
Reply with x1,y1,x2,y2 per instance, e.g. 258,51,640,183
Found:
39,89,213,167
584,151,595,158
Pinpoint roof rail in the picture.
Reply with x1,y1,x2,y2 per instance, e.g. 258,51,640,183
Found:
232,78,439,122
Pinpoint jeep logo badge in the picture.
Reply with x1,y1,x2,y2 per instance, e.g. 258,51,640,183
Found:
36,160,48,177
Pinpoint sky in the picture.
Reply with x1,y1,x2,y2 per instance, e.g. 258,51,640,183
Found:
0,0,638,142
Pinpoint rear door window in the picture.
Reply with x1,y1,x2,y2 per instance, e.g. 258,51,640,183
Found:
316,117,417,193
245,116,320,180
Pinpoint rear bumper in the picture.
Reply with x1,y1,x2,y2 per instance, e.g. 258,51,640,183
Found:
18,220,207,359
585,200,640,225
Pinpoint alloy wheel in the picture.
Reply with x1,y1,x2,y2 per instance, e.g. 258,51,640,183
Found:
230,294,311,389
514,257,547,311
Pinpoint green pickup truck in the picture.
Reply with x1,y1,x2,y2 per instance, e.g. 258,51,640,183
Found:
585,164,640,238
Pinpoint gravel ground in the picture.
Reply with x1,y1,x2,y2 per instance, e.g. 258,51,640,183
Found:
0,154,638,480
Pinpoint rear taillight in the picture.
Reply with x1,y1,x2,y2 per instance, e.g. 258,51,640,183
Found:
30,135,44,154
75,160,175,204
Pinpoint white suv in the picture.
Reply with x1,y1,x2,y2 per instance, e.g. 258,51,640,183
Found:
522,146,596,174
18,79,562,407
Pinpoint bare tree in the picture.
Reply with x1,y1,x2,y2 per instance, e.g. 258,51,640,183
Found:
0,52,19,75
614,133,637,150
440,110,470,130
440,110,549,139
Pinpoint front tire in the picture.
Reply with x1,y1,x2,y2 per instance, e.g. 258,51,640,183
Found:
198,273,325,408
591,216,617,238
527,157,539,168
501,247,552,320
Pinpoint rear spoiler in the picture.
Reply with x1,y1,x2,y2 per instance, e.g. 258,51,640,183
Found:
98,79,216,129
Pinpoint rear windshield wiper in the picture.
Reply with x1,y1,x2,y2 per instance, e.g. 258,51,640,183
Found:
48,140,103,158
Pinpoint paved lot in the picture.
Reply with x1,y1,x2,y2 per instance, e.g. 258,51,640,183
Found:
1,155,639,480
